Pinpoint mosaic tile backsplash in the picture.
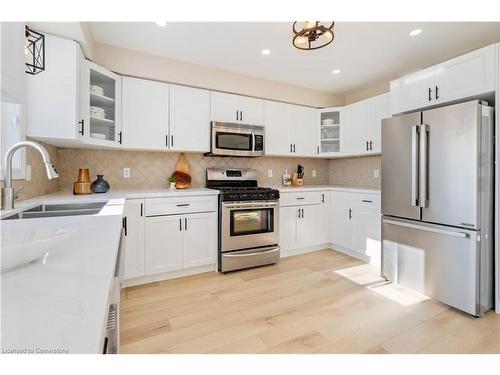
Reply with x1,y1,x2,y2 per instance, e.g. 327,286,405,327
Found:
56,148,330,191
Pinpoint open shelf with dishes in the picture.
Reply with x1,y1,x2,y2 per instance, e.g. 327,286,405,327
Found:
318,108,341,154
87,62,121,144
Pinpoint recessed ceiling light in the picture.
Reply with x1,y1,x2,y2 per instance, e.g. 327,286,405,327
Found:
155,21,167,27
332,69,341,74
409,28,422,37
261,49,271,55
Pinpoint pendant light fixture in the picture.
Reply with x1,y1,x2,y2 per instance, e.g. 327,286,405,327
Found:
25,26,45,75
292,21,335,50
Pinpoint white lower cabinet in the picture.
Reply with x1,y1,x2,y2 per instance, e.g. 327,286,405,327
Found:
122,196,217,284
279,191,329,256
145,215,184,275
122,199,145,280
330,191,381,262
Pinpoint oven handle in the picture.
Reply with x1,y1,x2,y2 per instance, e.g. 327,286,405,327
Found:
223,246,280,258
223,201,279,209
251,131,256,155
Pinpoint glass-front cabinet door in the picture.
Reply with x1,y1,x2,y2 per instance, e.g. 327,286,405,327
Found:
84,61,122,147
317,107,341,156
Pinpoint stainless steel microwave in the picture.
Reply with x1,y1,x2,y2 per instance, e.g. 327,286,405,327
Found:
209,122,265,157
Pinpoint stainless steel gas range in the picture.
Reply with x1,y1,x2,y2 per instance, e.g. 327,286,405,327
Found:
206,168,280,272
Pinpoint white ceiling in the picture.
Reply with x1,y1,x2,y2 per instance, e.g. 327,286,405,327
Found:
89,22,500,94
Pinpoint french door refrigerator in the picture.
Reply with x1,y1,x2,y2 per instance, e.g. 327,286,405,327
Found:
381,100,494,316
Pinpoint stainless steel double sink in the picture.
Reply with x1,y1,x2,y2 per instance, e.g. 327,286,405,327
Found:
2,202,107,220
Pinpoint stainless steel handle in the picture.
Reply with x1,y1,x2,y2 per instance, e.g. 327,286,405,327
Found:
321,194,325,203
171,134,174,148
428,87,432,101
361,199,372,203
296,197,305,200
176,203,190,207
369,141,373,151
251,131,255,155
297,209,301,218
223,201,278,209
290,144,293,153
223,247,280,258
366,141,369,151
140,203,143,217
293,144,296,153
236,110,239,121
179,218,182,231
419,124,429,208
383,219,469,238
240,110,243,122
301,208,304,218
184,217,187,231
435,85,439,100
348,209,352,219
411,125,420,207
166,134,169,148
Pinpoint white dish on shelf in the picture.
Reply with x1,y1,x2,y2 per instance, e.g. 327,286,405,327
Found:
90,85,104,96
90,132,107,140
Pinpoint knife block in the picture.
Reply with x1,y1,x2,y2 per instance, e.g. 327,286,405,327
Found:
292,173,303,186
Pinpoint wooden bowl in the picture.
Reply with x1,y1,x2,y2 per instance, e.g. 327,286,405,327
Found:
73,182,92,195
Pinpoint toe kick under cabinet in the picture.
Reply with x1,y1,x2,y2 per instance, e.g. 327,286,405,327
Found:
122,195,218,287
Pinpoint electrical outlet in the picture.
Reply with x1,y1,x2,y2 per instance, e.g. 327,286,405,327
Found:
312,169,317,178
123,167,131,178
374,169,380,178
26,165,32,181
267,169,273,178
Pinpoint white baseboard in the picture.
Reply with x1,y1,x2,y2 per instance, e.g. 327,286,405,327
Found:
329,244,370,262
123,264,217,288
280,243,331,258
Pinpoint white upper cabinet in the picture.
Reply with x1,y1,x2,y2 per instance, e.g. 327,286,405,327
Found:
290,104,316,157
27,33,122,148
434,45,496,104
390,44,497,115
1,22,26,180
211,91,263,125
122,77,169,150
326,93,389,157
27,33,84,143
264,100,316,157
264,100,291,156
317,108,341,156
169,84,210,152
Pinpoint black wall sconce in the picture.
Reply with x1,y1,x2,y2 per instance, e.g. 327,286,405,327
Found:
25,26,45,75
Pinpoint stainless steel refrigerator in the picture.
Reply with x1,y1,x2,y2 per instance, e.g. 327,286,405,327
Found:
381,100,495,316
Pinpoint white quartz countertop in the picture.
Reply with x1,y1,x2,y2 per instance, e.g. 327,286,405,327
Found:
275,185,381,195
1,188,219,219
1,199,124,354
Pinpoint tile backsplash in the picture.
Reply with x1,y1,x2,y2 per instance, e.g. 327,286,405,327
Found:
329,155,381,189
56,148,330,191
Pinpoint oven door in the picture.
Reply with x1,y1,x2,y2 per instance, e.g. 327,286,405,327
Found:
221,200,279,252
211,123,264,156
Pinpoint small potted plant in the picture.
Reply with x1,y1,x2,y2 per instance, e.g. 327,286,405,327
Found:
167,175,177,190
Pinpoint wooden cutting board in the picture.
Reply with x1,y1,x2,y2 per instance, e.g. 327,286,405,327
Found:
173,153,191,189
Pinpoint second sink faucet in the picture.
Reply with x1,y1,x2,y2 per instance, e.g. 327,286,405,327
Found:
2,141,59,210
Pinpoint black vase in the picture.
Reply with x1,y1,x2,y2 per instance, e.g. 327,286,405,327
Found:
91,175,110,193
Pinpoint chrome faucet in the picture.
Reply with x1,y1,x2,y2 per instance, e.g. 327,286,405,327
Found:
2,141,59,210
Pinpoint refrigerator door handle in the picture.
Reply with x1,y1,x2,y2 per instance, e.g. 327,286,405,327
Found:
383,219,469,238
411,125,420,207
419,124,429,208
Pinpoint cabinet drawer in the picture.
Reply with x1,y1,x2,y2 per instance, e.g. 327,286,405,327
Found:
145,196,216,216
280,191,323,207
350,193,381,210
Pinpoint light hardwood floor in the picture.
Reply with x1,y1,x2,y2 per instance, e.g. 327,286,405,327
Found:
120,249,500,354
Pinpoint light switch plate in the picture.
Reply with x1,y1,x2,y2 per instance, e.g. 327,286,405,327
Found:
123,168,131,178
267,169,273,178
374,169,380,178
312,169,317,178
